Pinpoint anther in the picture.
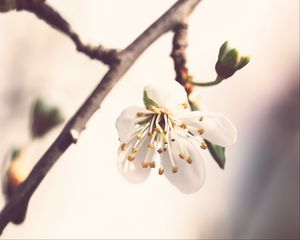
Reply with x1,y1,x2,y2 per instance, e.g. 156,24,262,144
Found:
186,156,193,164
172,166,178,173
127,154,135,161
179,153,185,159
200,142,207,150
147,132,153,137
158,168,164,175
120,143,126,151
171,138,175,142
147,143,154,149
157,148,164,154
149,161,156,168
142,161,149,168
199,116,204,121
198,128,205,135
163,148,167,152
182,103,189,109
136,112,145,117
136,133,142,140
132,147,138,153
180,123,187,129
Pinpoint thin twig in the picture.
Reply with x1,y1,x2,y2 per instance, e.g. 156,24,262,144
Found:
0,0,119,65
170,22,194,95
0,0,201,234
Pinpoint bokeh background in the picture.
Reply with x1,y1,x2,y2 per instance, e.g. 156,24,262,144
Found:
0,0,299,239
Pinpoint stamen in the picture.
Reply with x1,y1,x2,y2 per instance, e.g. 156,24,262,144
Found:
120,143,126,151
157,148,164,154
182,103,189,109
199,116,204,121
179,153,185,160
180,123,187,129
141,161,149,168
147,143,154,149
200,142,207,149
171,138,175,142
127,154,135,161
158,168,164,175
149,161,156,168
198,128,205,135
136,133,142,140
172,166,178,173
186,156,193,164
136,112,145,117
147,132,153,137
132,147,138,153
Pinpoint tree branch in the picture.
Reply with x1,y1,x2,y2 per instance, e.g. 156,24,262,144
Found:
170,21,194,95
0,0,119,65
0,0,201,234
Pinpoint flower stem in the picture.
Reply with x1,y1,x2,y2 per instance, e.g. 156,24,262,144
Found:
190,75,224,87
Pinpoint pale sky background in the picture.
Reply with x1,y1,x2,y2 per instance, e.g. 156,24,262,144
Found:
0,0,299,239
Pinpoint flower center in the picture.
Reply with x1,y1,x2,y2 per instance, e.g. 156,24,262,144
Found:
120,109,207,175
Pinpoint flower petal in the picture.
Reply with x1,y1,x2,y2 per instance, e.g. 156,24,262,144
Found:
161,135,205,194
177,111,237,146
117,138,154,183
144,81,188,112
115,106,150,142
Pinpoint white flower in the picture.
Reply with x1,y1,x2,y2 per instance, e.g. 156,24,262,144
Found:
116,81,237,194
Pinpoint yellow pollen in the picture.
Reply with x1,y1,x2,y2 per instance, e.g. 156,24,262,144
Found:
198,128,205,135
200,142,207,150
147,143,154,149
149,161,156,168
132,147,138,153
136,112,145,117
158,168,164,175
157,148,164,154
186,156,193,164
127,154,135,161
155,127,162,133
179,153,185,159
142,161,149,168
172,166,178,173
120,143,126,151
182,103,189,109
136,133,142,140
199,116,204,121
180,123,187,129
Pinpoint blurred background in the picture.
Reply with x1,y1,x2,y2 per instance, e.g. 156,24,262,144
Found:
0,0,299,239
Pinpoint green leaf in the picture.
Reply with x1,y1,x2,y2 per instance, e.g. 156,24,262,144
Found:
205,140,226,169
143,90,159,108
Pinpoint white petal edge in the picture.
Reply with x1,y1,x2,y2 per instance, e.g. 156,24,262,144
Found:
161,135,205,194
144,81,188,112
117,137,153,183
115,106,150,143
177,111,237,147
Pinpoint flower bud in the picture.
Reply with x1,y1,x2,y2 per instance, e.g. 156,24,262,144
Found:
215,41,250,79
31,98,64,138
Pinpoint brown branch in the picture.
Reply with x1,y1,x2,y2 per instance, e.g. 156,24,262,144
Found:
0,0,201,234
0,0,119,65
170,22,195,95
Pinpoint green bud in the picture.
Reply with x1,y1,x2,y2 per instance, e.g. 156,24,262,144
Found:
216,41,250,79
31,98,64,138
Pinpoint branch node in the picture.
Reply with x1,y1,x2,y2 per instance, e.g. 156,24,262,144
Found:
70,129,79,143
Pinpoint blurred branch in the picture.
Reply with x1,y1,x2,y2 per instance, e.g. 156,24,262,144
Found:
0,0,119,65
0,0,201,234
